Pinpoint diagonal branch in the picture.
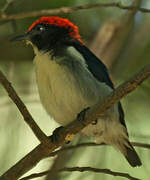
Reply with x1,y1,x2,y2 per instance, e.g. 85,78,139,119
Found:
0,2,150,21
1,64,150,180
0,0,15,13
19,166,140,180
0,70,51,148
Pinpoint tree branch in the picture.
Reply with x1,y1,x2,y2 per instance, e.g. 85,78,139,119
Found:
0,0,15,13
90,0,142,68
0,2,150,21
48,141,150,158
0,70,52,148
1,64,150,180
19,166,140,180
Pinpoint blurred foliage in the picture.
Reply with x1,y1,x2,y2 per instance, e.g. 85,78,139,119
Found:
0,0,150,180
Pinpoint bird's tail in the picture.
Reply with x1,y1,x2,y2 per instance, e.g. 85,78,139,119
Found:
116,139,142,167
93,122,142,167
123,141,142,167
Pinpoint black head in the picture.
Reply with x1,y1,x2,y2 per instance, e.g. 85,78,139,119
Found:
12,16,83,55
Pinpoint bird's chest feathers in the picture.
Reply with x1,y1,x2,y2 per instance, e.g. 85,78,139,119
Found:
34,52,89,125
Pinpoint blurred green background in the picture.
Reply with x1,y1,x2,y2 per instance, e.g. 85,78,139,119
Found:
0,0,150,179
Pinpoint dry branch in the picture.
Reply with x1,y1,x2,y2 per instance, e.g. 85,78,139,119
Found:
19,166,140,180
48,141,150,158
90,0,142,68
0,2,150,21
0,64,150,180
0,0,14,13
0,70,51,148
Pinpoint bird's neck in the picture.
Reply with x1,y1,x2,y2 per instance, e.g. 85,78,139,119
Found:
32,39,85,60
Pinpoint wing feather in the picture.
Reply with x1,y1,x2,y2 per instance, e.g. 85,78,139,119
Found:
73,42,126,128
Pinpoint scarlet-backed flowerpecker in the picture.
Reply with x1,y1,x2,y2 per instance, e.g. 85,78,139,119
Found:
12,16,142,167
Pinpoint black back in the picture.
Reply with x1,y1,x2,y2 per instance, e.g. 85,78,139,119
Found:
73,41,126,128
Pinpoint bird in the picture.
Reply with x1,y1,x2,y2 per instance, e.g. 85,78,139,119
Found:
12,16,142,167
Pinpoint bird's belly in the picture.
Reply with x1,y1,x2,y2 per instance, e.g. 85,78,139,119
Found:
34,54,97,125
37,76,90,125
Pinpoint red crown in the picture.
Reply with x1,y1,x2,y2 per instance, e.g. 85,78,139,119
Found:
28,16,82,41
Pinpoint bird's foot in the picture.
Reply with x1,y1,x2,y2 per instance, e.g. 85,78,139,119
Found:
65,140,71,144
91,119,98,125
51,126,64,143
51,126,71,144
77,107,90,126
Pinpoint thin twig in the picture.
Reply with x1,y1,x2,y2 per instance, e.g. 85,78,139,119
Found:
0,2,150,20
1,64,150,180
19,166,140,180
0,70,51,148
49,141,150,158
90,0,142,68
1,0,14,13
132,142,150,149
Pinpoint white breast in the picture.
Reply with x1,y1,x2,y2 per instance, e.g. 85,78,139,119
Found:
33,47,128,151
34,51,96,125
33,48,126,149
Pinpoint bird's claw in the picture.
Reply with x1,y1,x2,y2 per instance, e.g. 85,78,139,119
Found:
91,119,98,125
51,126,71,144
77,107,90,126
51,126,64,143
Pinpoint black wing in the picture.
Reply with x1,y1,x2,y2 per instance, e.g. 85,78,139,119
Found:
74,43,114,89
73,42,126,128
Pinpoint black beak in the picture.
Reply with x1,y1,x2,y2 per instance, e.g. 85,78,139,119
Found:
10,33,30,42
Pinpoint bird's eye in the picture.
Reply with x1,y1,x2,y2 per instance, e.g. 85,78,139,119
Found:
39,26,44,31
36,25,45,31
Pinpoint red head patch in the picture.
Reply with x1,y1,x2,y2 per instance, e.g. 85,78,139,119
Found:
28,16,82,43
